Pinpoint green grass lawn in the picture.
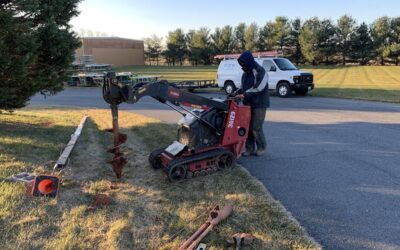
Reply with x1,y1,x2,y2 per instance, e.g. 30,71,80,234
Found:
114,65,400,102
0,108,319,250
301,65,400,102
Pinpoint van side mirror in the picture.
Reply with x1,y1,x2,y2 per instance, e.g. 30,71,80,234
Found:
270,66,276,72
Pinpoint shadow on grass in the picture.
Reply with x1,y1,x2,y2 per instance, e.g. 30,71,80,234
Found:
117,121,318,249
0,119,77,178
129,122,178,150
299,65,355,70
312,87,400,103
0,115,101,249
0,111,317,249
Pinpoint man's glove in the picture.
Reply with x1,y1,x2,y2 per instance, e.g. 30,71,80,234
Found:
228,88,243,98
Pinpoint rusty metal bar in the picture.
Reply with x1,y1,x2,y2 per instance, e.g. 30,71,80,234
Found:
106,104,127,178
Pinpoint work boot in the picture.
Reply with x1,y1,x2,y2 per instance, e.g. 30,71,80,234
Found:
242,151,254,157
255,149,265,156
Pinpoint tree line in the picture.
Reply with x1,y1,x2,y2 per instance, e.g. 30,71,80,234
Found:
144,16,400,66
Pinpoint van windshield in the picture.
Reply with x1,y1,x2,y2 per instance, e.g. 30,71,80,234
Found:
273,58,298,71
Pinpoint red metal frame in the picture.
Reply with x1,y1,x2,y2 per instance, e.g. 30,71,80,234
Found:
160,100,250,172
220,101,250,156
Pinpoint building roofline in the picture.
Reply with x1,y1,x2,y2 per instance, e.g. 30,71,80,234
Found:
80,36,143,42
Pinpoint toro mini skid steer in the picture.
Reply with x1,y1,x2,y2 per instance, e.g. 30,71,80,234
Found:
102,72,250,182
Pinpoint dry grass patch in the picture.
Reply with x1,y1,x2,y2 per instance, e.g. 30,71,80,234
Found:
0,108,319,249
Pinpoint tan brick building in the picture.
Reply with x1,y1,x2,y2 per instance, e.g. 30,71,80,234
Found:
75,37,145,66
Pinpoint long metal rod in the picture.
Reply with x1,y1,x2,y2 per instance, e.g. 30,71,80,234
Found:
162,99,222,136
164,101,187,117
178,105,222,136
53,115,88,170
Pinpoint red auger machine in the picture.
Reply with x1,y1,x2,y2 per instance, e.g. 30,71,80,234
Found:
102,72,250,182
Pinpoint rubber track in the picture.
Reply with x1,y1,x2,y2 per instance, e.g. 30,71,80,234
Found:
149,148,166,169
164,148,232,176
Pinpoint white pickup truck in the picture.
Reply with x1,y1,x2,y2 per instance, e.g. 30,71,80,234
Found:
217,57,314,97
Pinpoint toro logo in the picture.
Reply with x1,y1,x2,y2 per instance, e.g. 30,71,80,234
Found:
227,111,236,128
168,89,181,98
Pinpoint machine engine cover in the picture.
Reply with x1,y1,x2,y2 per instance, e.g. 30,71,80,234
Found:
178,108,224,150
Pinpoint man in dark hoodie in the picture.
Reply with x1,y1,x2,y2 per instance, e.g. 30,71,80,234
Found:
237,50,269,156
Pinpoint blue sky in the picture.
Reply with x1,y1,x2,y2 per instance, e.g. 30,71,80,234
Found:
70,0,400,40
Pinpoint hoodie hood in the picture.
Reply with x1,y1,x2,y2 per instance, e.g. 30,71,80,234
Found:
237,50,255,72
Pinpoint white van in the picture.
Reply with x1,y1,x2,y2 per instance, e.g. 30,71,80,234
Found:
217,57,314,97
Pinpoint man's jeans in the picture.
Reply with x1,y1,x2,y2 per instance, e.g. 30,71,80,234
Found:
246,108,267,152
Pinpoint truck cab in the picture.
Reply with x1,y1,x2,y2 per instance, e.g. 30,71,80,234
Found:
217,56,314,97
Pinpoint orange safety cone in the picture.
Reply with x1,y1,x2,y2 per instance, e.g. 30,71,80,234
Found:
31,175,60,198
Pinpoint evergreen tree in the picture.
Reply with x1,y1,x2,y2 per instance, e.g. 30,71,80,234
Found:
318,19,338,64
299,17,322,64
337,15,356,65
0,0,81,110
350,23,374,65
144,35,163,65
234,23,246,52
211,25,234,56
187,28,211,65
256,28,266,51
371,16,391,65
383,44,400,65
390,17,400,45
164,28,187,66
185,30,196,65
272,16,290,51
386,17,400,65
220,25,234,53
299,18,337,64
211,28,222,55
288,18,303,63
244,23,258,51
258,22,275,51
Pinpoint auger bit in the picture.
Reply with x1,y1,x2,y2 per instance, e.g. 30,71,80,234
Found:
102,72,128,178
